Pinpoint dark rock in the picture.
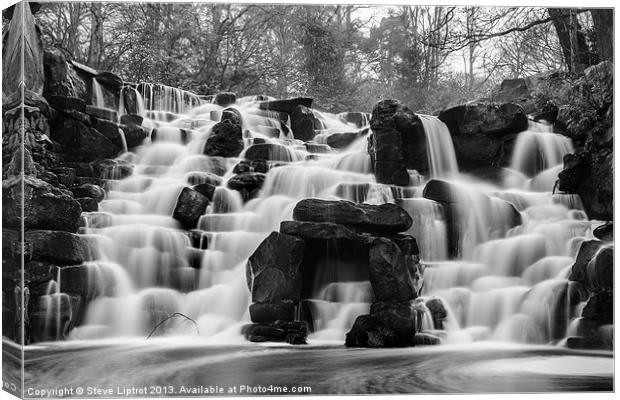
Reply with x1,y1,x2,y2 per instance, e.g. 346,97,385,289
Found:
221,107,242,125
533,101,559,122
326,129,368,149
90,158,133,180
369,238,416,302
578,150,613,220
280,221,361,242
30,294,81,342
3,176,82,233
91,117,124,144
70,183,105,201
345,312,414,348
566,336,606,350
290,105,319,142
50,167,77,187
48,95,86,113
414,332,442,345
593,222,613,242
58,264,103,297
246,232,305,303
233,159,269,174
85,105,118,122
368,99,427,185
450,133,504,170
569,240,604,285
495,78,529,103
242,320,308,344
581,289,613,324
172,187,209,229
186,171,223,186
249,301,295,323
214,92,236,107
95,72,123,91
49,117,120,162
76,197,99,212
558,152,589,193
203,122,243,158
293,199,412,234
258,97,313,114
24,230,96,264
425,297,448,330
438,102,528,137
584,60,613,107
64,162,94,177
43,49,87,100
227,172,266,201
120,114,143,126
422,179,462,203
121,87,138,115
244,143,295,162
586,245,613,289
305,143,332,154
3,259,56,286
192,183,216,201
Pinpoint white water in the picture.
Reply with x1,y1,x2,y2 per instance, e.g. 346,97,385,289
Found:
39,93,595,347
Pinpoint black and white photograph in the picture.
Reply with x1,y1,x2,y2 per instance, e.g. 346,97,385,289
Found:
1,0,615,397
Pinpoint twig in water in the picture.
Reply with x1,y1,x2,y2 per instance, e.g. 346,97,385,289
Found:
145,312,199,339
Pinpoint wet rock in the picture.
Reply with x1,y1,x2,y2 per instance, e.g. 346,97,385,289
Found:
70,183,105,201
368,99,426,185
221,107,242,125
326,129,368,149
422,179,462,203
76,197,99,212
30,294,81,342
203,122,243,158
581,289,613,324
293,199,412,234
192,183,216,201
438,102,528,137
172,187,209,229
232,159,269,174
120,114,143,126
50,167,76,187
258,97,313,114
90,158,134,180
280,221,361,242
305,143,332,154
450,133,504,170
242,320,308,344
58,264,103,297
345,310,415,348
43,49,87,99
85,105,118,122
249,301,295,323
244,143,296,162
213,92,236,107
3,176,82,233
558,152,589,193
227,172,266,201
414,332,442,345
290,105,319,142
569,240,604,284
533,101,559,123
24,230,97,264
49,117,120,162
186,171,223,186
425,297,448,330
95,71,123,91
246,232,305,303
593,222,613,242
584,60,613,107
586,245,613,289
565,336,606,350
369,238,416,302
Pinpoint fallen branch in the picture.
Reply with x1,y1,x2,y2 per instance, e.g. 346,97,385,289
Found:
145,312,199,339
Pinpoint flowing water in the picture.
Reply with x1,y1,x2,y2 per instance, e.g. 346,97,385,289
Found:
27,89,611,390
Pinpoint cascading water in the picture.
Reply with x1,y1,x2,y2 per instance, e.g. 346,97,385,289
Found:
52,90,597,348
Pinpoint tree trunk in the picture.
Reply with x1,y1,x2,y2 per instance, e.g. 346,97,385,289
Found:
87,3,104,68
590,9,613,62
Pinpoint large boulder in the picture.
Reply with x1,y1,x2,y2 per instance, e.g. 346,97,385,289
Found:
3,176,82,233
49,117,120,162
242,320,308,344
369,238,417,302
226,172,266,201
172,187,209,228
70,183,105,201
246,232,305,303
293,199,412,234
258,97,313,114
290,105,319,142
345,301,418,348
368,99,427,185
213,92,236,107
249,301,295,323
438,102,528,137
581,289,613,324
203,122,244,157
2,229,97,265
326,129,368,149
280,221,361,242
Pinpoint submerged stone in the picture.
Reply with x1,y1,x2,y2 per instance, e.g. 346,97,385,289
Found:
172,187,209,228
249,301,295,323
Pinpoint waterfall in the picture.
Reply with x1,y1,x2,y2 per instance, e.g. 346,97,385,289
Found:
44,92,596,347
92,77,106,108
510,121,574,177
418,114,459,178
